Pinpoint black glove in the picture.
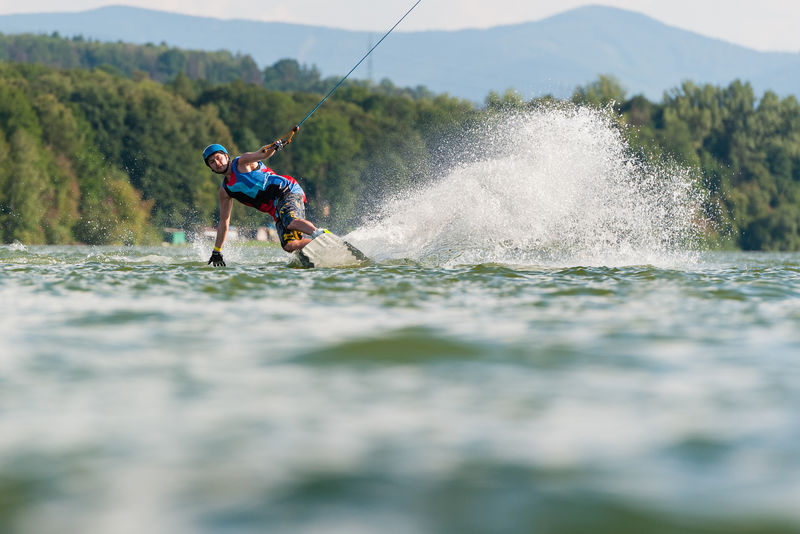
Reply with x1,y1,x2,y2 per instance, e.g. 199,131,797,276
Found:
208,250,226,267
271,139,285,152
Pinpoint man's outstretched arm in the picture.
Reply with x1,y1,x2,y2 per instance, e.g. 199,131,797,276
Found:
209,188,233,266
237,126,299,166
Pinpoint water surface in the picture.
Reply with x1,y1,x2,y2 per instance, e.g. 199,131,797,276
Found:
2,244,799,534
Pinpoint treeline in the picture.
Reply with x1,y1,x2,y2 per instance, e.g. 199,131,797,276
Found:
0,32,434,99
0,60,475,245
0,32,262,85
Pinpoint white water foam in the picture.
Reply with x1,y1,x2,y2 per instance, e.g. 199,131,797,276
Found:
348,105,706,268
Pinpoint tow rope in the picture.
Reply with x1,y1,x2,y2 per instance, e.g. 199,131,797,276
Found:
270,0,423,148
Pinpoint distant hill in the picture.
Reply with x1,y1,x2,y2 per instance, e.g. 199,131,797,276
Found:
0,33,264,85
1,5,799,102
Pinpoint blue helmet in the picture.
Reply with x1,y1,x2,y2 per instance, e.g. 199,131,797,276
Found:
202,144,228,166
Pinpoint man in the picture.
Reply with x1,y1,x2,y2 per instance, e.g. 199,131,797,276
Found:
202,133,327,267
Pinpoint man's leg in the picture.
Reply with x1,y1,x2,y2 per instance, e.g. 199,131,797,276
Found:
282,237,311,252
276,194,316,252
286,218,317,236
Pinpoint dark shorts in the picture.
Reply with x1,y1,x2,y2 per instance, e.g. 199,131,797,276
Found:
275,193,306,247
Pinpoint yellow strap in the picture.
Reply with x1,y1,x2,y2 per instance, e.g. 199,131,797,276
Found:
267,125,300,152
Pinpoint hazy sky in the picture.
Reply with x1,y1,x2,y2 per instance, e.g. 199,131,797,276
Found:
1,0,799,53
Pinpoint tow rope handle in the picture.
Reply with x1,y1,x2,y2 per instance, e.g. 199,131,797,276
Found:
266,125,300,153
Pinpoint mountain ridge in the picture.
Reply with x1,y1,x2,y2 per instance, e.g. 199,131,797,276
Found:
1,5,798,101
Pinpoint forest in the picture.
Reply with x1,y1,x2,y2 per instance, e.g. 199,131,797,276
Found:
1,33,799,250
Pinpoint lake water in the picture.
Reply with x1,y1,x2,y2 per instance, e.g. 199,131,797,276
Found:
2,244,799,534
2,107,800,533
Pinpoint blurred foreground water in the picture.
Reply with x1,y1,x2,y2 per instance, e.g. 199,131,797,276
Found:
1,244,800,534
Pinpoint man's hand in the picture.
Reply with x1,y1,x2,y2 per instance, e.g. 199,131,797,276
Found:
208,250,226,267
271,139,285,152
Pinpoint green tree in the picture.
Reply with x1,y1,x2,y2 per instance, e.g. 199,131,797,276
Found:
4,130,49,243
572,74,627,110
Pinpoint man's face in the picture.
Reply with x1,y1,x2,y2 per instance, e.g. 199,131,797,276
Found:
207,152,229,174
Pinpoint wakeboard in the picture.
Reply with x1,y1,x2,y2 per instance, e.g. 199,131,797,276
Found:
292,232,370,268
